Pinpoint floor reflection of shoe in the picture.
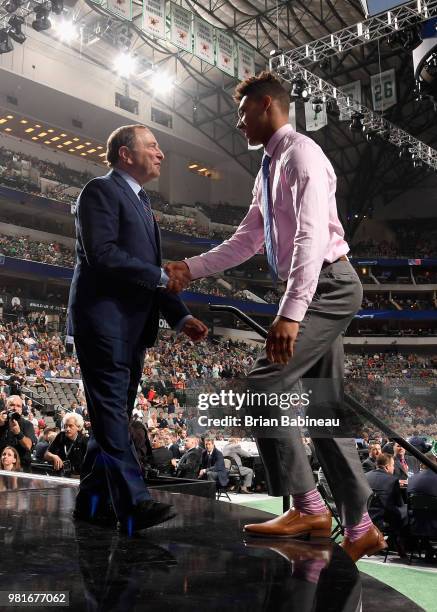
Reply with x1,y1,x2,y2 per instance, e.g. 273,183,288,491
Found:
73,492,118,527
245,539,333,583
118,500,176,535
245,538,333,564
244,509,332,539
340,525,387,562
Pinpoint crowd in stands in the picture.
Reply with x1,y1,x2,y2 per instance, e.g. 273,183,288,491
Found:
351,221,437,259
197,202,245,226
0,234,75,267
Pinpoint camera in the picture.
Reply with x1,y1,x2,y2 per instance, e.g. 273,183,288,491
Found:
59,459,72,477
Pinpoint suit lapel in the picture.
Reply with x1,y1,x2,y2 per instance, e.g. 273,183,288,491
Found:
110,170,158,256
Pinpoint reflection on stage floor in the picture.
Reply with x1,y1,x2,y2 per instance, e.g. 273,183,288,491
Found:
0,473,423,612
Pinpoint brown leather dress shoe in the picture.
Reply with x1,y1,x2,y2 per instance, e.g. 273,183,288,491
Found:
340,525,387,562
244,509,332,539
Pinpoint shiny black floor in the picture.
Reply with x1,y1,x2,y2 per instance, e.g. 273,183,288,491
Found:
0,474,423,612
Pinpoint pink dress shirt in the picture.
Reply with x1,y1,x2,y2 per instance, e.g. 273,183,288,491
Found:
185,124,350,322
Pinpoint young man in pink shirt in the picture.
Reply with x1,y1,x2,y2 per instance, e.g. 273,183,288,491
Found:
166,72,386,561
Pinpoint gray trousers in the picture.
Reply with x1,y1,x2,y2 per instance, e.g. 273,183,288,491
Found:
248,260,372,526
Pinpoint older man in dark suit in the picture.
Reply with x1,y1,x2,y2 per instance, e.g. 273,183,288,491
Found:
176,436,202,479
68,124,208,533
199,438,229,488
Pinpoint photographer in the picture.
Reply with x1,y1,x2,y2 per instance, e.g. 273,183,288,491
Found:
0,395,36,471
44,413,88,476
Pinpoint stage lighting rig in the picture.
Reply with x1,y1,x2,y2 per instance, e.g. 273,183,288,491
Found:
0,29,13,54
8,15,26,44
290,78,309,100
32,4,52,32
269,55,437,170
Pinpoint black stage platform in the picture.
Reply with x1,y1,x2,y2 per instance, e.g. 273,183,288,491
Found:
0,473,424,612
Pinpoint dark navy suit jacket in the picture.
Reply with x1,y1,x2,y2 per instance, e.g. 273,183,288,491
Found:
200,447,229,487
68,170,190,347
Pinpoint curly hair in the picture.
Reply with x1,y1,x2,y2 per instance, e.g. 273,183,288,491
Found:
233,70,289,113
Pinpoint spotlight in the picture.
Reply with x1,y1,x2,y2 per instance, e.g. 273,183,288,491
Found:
413,159,423,168
8,15,26,44
55,19,78,43
311,98,324,114
0,30,13,54
399,143,412,159
386,25,422,51
4,0,21,13
150,72,174,94
51,0,64,15
402,25,422,52
349,112,364,132
114,52,137,78
32,5,52,32
290,78,309,100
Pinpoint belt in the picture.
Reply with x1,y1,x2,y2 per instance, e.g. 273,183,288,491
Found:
321,255,348,270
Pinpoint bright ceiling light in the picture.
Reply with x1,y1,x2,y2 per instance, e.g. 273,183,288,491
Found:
55,19,78,43
114,52,137,78
150,72,174,94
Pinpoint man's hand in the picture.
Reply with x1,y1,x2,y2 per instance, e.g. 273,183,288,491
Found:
266,316,300,365
0,411,7,427
182,317,208,342
9,418,20,435
164,261,192,293
199,468,206,478
52,455,64,471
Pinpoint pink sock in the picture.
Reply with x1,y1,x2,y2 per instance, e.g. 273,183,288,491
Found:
344,512,373,542
293,488,326,515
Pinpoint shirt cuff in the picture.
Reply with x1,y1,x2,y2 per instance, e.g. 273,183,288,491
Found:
158,268,169,288
184,257,204,280
174,314,194,333
277,299,308,322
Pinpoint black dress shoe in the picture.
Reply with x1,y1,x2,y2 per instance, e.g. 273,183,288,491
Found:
73,492,118,527
118,500,176,535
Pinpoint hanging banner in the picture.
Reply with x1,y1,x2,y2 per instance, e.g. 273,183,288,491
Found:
289,102,297,131
107,0,132,20
237,43,255,80
169,3,192,52
304,101,327,131
193,17,215,65
216,31,235,77
371,69,397,111
339,80,362,121
142,0,166,39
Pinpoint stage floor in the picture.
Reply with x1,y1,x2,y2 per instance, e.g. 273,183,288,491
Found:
0,473,424,612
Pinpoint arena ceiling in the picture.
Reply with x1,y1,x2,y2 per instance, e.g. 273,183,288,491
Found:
2,0,437,235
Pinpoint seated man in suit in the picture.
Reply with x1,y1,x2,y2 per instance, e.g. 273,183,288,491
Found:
362,443,381,473
199,438,229,488
151,432,176,476
366,453,407,530
176,436,202,479
222,437,254,493
407,448,437,539
393,442,414,481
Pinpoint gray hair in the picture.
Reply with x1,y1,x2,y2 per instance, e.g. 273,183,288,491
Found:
63,412,84,431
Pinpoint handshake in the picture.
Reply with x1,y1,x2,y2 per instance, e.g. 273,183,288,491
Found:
164,261,192,293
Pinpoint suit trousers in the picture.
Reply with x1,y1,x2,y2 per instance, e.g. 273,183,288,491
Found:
248,260,372,526
74,334,151,518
